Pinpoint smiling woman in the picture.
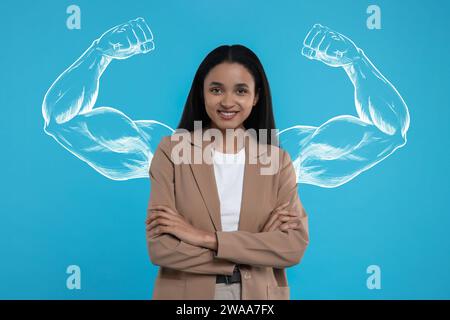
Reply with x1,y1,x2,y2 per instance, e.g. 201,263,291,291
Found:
204,63,259,130
176,44,279,153
145,44,309,300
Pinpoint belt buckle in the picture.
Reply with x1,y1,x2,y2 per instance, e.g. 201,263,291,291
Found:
224,275,231,285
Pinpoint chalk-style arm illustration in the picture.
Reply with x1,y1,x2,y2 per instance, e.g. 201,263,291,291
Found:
279,23,410,187
42,17,173,180
42,19,410,187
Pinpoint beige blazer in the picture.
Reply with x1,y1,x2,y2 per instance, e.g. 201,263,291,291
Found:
145,127,309,300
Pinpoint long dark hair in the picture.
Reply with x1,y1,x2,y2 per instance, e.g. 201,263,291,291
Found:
176,44,278,146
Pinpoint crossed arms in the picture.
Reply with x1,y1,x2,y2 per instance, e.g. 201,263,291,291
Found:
146,137,309,274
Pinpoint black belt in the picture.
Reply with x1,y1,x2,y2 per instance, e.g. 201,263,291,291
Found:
216,265,241,284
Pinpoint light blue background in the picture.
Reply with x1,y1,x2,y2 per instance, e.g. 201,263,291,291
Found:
1,0,449,299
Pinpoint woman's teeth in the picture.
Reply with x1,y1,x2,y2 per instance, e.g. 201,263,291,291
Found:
218,110,239,120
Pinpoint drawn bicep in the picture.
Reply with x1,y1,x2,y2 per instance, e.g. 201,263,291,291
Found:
44,107,169,180
279,115,406,187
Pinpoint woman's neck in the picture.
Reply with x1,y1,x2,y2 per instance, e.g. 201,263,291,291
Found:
208,123,245,154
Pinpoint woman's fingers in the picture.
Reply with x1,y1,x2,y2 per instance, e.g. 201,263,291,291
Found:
279,221,301,231
269,220,298,232
272,219,300,232
146,205,183,230
268,220,282,232
146,215,177,235
145,211,182,240
146,216,172,231
265,213,289,232
148,225,171,238
282,211,300,217
278,212,302,231
148,205,179,216
146,209,180,224
263,208,302,232
272,201,290,214
262,214,279,232
263,208,291,231
146,210,164,224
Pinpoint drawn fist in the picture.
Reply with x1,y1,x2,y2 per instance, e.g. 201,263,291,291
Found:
301,23,360,67
95,17,155,60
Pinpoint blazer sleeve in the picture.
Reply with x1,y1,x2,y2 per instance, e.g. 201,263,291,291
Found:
146,136,237,275
213,149,310,269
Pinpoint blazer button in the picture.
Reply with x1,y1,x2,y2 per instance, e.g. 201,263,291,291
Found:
243,272,251,280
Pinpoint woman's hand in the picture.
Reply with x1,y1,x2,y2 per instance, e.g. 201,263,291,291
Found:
262,201,302,232
146,205,209,248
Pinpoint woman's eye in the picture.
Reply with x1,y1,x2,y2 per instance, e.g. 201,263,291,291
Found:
210,88,247,94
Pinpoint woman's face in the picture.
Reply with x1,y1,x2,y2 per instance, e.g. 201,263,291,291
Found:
203,62,259,132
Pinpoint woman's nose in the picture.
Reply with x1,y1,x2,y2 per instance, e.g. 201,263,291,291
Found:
221,94,236,107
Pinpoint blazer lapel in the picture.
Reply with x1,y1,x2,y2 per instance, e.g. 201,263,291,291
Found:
186,127,270,232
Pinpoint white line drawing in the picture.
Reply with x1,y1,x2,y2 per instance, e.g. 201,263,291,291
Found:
42,19,410,187
284,23,410,187
42,17,172,181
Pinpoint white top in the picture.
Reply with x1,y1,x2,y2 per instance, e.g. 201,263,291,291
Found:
211,147,246,232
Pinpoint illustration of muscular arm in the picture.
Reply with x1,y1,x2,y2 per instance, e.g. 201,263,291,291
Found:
279,24,410,188
42,17,173,180
43,20,410,187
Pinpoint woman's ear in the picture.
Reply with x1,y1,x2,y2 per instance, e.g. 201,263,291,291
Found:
253,89,260,106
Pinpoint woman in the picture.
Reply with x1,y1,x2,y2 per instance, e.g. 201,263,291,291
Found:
145,44,309,300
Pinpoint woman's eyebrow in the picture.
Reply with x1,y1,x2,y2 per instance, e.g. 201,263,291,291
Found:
208,81,249,88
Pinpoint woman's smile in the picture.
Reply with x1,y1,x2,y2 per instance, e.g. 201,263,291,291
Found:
217,109,240,120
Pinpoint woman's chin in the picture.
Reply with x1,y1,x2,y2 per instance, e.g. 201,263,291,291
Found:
214,121,242,131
